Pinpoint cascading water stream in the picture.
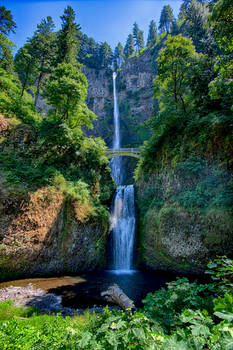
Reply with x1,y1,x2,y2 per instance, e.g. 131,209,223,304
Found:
110,73,136,272
111,72,122,186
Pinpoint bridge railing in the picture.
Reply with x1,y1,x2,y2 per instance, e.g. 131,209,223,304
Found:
106,148,140,153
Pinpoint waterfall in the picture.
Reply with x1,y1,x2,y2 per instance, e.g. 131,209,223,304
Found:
110,72,136,272
110,185,136,270
111,72,123,186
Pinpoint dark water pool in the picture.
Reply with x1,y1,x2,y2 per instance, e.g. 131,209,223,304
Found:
0,269,205,309
47,269,179,309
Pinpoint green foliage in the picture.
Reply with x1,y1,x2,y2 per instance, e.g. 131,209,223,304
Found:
159,5,174,33
44,62,96,129
113,42,124,70
133,22,144,53
143,277,215,331
147,20,157,47
180,0,217,54
0,68,42,126
0,33,14,72
210,0,233,53
57,6,81,65
0,6,16,36
14,43,39,97
206,256,233,292
154,34,197,114
124,34,134,58
0,301,36,321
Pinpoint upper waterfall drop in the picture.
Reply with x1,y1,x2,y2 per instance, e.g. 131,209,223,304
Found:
110,72,123,185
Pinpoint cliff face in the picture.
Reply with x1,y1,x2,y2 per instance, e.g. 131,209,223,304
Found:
0,185,108,278
0,115,110,280
135,110,233,273
83,50,156,147
136,170,233,274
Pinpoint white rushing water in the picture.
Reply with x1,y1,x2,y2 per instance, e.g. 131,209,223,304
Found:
110,72,123,185
110,72,136,271
110,185,136,270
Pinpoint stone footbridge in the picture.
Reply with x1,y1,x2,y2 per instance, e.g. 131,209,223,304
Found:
106,148,141,159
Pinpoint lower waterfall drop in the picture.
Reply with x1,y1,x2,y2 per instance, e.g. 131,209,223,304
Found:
110,185,136,271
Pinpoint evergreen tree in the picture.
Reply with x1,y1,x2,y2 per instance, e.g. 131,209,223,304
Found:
113,42,124,69
0,6,16,35
133,22,144,52
124,34,134,58
147,20,157,47
133,22,140,52
180,0,217,54
30,16,57,107
99,41,112,68
57,6,81,65
159,5,174,33
138,30,145,51
14,42,38,97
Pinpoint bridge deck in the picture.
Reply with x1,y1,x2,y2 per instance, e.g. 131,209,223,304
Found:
106,148,141,159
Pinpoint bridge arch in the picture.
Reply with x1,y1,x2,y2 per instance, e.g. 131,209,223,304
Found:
106,148,141,159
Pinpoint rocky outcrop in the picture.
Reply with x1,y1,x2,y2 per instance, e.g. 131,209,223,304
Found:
136,166,233,274
0,184,108,278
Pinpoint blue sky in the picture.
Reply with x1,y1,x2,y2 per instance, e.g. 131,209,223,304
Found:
2,0,182,53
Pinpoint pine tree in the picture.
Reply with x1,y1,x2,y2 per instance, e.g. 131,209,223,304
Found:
57,6,81,65
30,16,57,107
159,5,174,33
138,30,145,51
133,23,144,52
0,6,16,35
99,41,112,68
147,20,157,47
14,42,38,97
124,34,134,58
133,22,140,52
113,42,124,69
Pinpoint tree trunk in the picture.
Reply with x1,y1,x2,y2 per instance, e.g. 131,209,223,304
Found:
101,284,136,311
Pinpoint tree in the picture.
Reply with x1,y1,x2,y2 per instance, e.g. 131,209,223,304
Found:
133,22,140,52
154,34,197,113
30,16,57,107
147,20,157,47
113,42,124,69
138,30,145,51
133,23,144,52
14,42,38,97
180,0,217,54
0,6,16,72
0,6,16,35
57,6,81,65
44,63,96,129
99,41,113,68
209,0,233,53
208,0,233,112
124,34,134,58
159,5,174,33
0,33,14,72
